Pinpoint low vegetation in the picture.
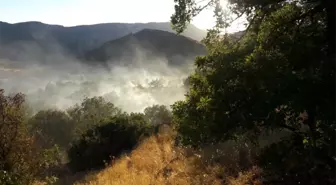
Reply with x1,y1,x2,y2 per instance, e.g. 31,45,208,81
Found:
75,132,261,185
0,89,183,185
0,90,265,185
68,113,152,172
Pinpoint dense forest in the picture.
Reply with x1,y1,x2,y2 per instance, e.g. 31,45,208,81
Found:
0,0,335,184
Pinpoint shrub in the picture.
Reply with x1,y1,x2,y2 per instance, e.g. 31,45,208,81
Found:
259,134,335,185
29,109,75,149
0,89,44,184
144,104,172,126
67,96,122,137
68,113,152,172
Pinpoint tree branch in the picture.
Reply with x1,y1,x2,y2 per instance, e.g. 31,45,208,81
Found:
192,0,216,16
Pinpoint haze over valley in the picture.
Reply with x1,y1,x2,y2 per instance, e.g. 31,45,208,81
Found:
0,21,206,113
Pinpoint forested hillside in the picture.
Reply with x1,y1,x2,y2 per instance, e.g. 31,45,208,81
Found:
83,29,206,66
0,21,206,61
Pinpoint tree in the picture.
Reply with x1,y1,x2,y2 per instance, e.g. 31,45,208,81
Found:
0,89,44,184
144,105,173,125
171,0,335,184
171,0,334,57
68,113,151,171
29,109,75,149
67,96,122,137
171,0,335,149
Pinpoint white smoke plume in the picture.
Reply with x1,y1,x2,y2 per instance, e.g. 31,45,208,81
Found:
0,42,194,113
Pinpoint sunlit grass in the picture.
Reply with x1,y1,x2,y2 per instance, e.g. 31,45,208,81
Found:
73,129,261,185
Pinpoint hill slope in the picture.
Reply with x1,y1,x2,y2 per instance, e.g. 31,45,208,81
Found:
0,21,206,60
54,133,260,185
83,29,206,67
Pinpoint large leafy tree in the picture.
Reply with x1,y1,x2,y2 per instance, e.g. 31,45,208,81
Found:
144,105,173,125
29,109,75,148
171,0,334,59
67,96,122,137
171,0,335,184
0,89,53,184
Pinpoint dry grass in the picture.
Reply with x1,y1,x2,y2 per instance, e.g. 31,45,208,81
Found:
33,126,261,185
227,167,262,185
73,129,261,185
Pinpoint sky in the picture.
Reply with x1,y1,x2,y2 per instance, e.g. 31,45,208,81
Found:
0,0,245,32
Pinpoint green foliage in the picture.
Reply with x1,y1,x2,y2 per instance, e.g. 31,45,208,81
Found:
171,0,335,184
67,96,122,137
259,134,335,184
0,170,20,185
0,89,47,185
29,109,75,148
171,0,222,34
68,113,152,172
40,145,63,170
172,0,335,147
144,105,173,125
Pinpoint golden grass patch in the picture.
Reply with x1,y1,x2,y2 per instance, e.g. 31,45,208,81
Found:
75,133,261,185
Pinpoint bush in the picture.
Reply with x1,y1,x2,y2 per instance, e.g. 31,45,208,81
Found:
0,170,20,185
68,113,152,172
67,96,122,137
144,105,172,126
0,89,45,185
29,109,75,149
259,134,335,185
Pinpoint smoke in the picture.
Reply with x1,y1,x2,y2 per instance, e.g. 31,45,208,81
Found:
0,41,194,113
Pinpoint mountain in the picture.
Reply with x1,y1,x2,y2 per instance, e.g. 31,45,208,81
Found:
0,21,206,61
82,29,206,67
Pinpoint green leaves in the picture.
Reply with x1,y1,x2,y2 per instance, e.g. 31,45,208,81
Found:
144,105,173,126
67,96,122,137
171,0,335,183
29,110,74,148
67,113,152,171
171,0,226,34
0,90,45,185
171,0,195,34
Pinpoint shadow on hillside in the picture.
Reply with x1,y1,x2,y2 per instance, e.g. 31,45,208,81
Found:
46,164,99,185
54,169,100,185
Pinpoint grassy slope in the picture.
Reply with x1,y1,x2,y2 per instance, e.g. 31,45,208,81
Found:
71,130,261,185
34,126,261,185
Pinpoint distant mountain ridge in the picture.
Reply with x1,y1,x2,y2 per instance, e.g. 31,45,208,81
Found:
83,29,206,66
0,21,206,61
